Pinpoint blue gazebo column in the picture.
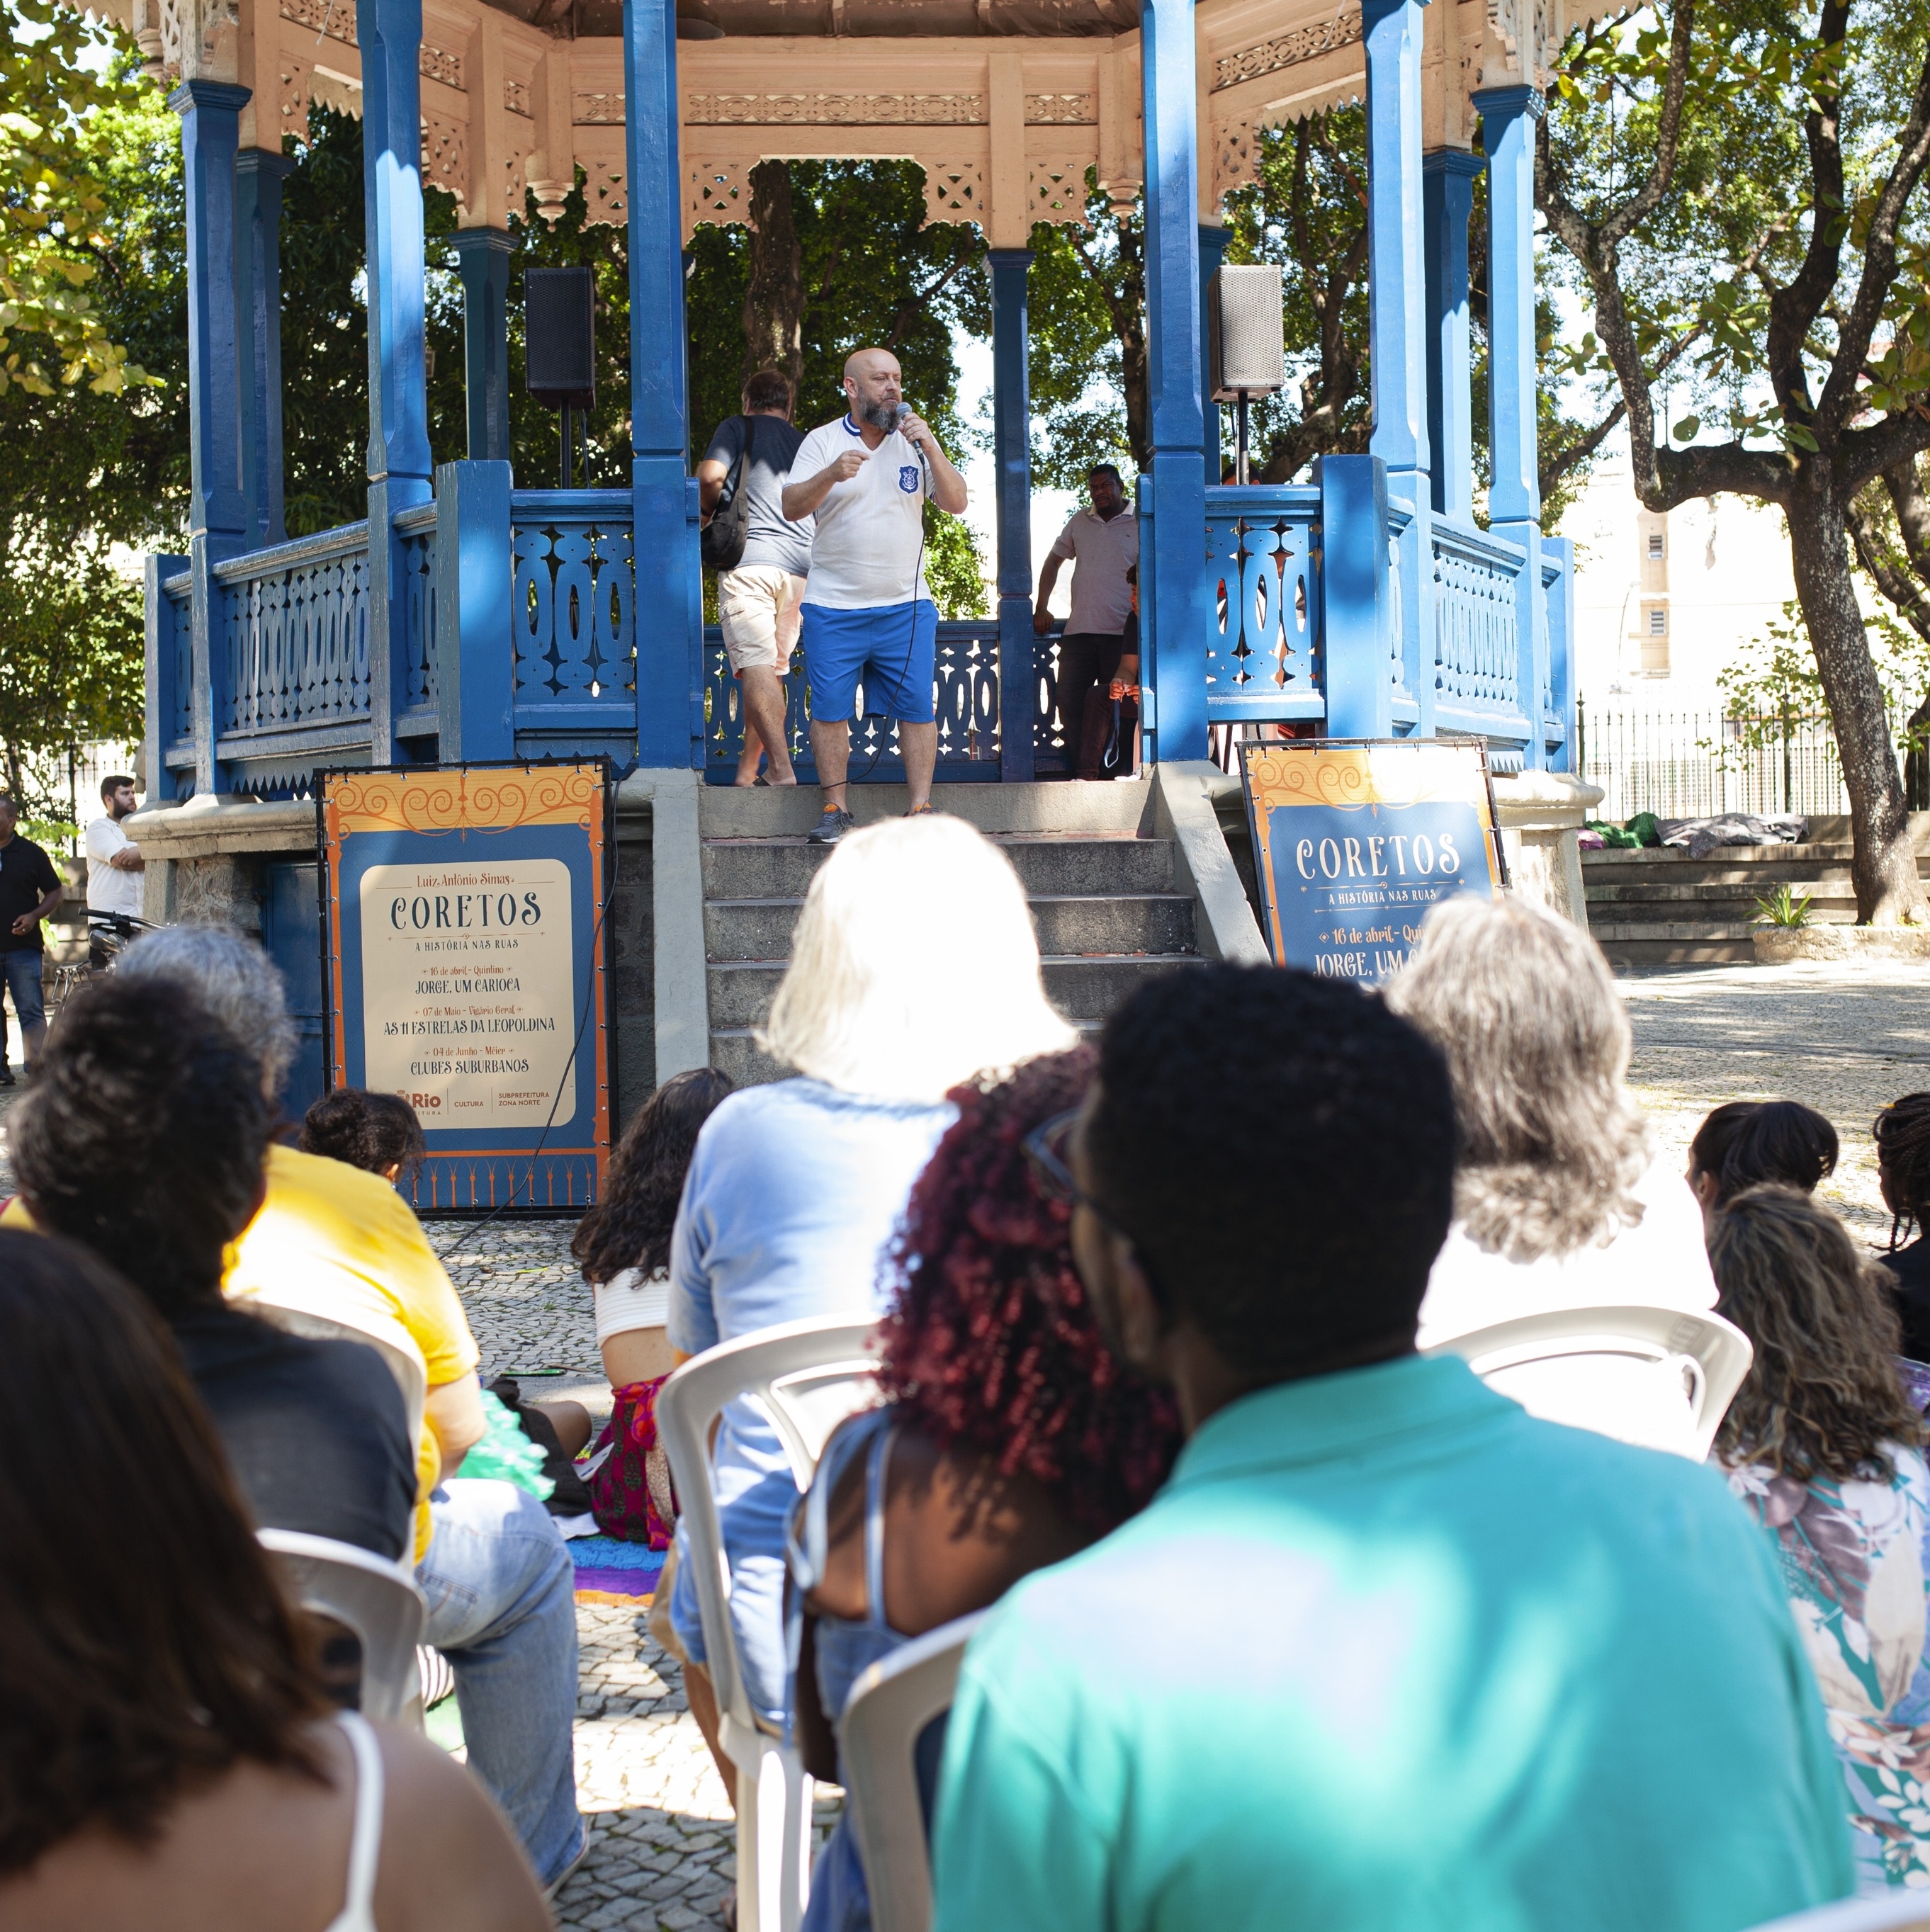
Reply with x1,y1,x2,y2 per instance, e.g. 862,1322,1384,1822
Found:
1422,150,1481,522
990,248,1035,781
1138,0,1210,765
1474,85,1547,769
169,79,252,796
1361,0,1431,739
235,147,290,550
1198,223,1230,485
359,0,434,763
453,228,514,462
626,0,700,769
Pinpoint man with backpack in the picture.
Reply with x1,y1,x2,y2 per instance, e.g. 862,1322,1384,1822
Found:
699,368,811,787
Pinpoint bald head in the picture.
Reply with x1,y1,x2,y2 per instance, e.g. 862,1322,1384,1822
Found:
843,348,903,429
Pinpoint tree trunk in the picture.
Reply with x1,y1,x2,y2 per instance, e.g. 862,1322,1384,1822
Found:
741,161,803,390
1786,485,1929,921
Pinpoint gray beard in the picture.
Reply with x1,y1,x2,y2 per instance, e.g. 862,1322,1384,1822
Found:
858,396,900,431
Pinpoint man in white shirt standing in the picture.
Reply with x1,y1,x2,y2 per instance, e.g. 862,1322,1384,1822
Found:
1034,464,1140,781
780,347,969,844
85,774,145,967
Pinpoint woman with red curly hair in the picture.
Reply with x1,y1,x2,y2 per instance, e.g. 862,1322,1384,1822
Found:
788,1045,1183,1932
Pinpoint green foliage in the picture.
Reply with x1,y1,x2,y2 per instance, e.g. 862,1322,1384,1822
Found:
1754,881,1815,927
0,0,162,394
683,162,991,614
0,535,142,810
1022,181,1143,484
1715,598,1930,753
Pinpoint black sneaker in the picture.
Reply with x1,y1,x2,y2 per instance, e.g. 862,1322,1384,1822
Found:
0,1066,13,1088
806,807,855,845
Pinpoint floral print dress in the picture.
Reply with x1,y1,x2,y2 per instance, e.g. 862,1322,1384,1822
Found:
1726,1445,1930,1892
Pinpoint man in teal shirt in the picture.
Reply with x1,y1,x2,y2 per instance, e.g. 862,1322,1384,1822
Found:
931,965,1853,1932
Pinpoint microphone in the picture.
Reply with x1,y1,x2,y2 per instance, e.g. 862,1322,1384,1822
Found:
894,402,934,492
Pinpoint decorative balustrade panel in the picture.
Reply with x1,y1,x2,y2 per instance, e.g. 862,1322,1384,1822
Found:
396,507,439,713
164,575,193,746
511,497,636,708
1204,487,1324,717
218,527,372,735
703,621,1004,776
1432,520,1523,719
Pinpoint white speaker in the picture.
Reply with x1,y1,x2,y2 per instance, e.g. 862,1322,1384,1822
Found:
1209,264,1285,400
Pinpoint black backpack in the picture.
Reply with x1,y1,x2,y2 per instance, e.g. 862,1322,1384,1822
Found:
700,414,759,572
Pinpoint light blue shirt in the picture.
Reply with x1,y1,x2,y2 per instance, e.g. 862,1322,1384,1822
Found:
935,1353,1854,1932
667,1075,955,1496
665,1076,955,1717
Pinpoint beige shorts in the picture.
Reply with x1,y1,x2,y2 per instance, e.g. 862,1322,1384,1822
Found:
718,565,806,674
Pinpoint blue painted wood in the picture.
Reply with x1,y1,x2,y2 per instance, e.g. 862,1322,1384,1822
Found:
1316,454,1393,738
990,247,1035,783
1362,0,1431,740
169,81,250,546
262,860,326,1120
1422,150,1481,521
235,149,290,550
1362,0,1430,480
1431,513,1526,740
144,553,188,801
1475,84,1547,768
219,521,373,746
436,461,515,759
1139,0,1209,764
359,0,433,767
626,0,697,769
170,79,250,797
703,623,1003,780
1197,224,1230,484
453,230,513,463
1542,536,1575,768
511,492,639,762
358,0,431,489
1204,485,1325,721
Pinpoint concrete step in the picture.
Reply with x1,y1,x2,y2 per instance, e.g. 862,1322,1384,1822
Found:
708,950,1201,1032
1600,938,1758,967
700,833,1179,901
698,780,1151,840
703,890,1195,964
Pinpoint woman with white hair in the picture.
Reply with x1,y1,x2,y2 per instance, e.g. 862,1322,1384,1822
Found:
660,812,1073,1776
1384,893,1716,1348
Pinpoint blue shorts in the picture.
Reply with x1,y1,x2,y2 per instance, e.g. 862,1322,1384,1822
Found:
801,599,937,723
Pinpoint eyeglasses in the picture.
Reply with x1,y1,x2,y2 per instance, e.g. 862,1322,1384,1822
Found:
1022,1108,1170,1314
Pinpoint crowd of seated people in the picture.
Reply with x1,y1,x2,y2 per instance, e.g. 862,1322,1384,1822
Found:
0,1229,549,1932
20,844,1930,1929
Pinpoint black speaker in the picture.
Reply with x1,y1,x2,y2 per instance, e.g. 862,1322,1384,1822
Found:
1209,264,1285,400
526,266,596,409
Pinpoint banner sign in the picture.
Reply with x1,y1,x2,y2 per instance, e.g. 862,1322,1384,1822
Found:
322,763,611,1211
1240,739,1504,982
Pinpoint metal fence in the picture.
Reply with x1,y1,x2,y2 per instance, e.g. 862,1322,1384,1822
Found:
1576,704,1858,821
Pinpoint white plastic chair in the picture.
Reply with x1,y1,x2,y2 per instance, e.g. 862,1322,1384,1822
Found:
840,1612,988,1932
258,1527,427,1722
1428,1304,1753,1459
1745,1897,1930,1932
242,1299,428,1454
656,1317,881,1932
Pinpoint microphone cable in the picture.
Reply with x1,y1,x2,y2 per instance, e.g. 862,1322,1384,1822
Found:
850,400,931,789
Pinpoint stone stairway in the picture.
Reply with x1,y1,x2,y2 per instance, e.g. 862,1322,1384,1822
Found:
697,784,1202,1084
1582,816,1930,965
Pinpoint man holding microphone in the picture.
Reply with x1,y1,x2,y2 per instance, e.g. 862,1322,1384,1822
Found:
782,347,968,844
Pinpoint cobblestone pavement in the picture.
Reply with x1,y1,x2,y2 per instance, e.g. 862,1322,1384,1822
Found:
3,954,1926,1928
1619,960,1930,1248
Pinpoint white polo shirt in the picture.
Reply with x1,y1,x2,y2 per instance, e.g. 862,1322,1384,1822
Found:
791,415,929,610
85,814,144,918
1049,504,1139,635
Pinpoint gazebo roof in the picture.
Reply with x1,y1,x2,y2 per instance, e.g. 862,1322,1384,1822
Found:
89,0,1601,247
